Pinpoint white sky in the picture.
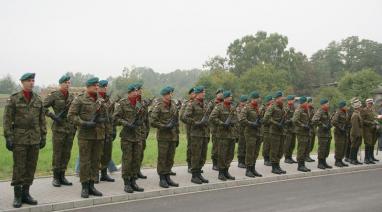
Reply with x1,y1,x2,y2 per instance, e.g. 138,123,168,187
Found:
0,0,381,86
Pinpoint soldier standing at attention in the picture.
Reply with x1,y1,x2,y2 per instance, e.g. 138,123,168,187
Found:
306,97,316,162
312,98,333,169
237,95,248,168
183,86,210,184
208,88,224,171
209,90,237,181
239,91,263,177
97,80,115,182
43,74,76,187
68,77,106,198
361,98,379,164
113,84,144,193
264,91,287,175
292,96,311,172
331,100,350,167
344,98,356,163
349,99,363,165
180,87,195,173
261,95,273,166
150,86,180,188
3,73,47,208
283,95,297,164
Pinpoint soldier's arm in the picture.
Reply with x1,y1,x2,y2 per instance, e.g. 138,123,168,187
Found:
209,105,224,126
265,106,278,125
361,111,376,126
311,110,322,126
67,97,82,126
292,109,304,127
42,93,55,117
150,103,165,129
112,102,125,126
39,100,47,137
238,107,250,126
3,97,15,139
182,102,196,125
331,112,340,128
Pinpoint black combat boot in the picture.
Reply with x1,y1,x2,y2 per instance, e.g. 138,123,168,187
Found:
159,175,169,188
124,178,134,193
252,164,262,177
13,185,22,208
350,148,362,165
370,146,379,162
191,172,202,184
345,144,351,162
323,159,333,169
224,168,235,180
245,166,255,178
271,163,282,175
305,155,315,162
100,169,115,182
335,159,344,167
218,170,227,181
165,174,179,187
52,170,61,187
60,171,73,185
88,181,103,196
284,157,296,164
137,170,147,179
212,159,219,171
21,185,37,205
187,162,192,173
297,161,311,172
341,159,349,167
317,159,326,169
130,177,144,192
198,171,209,183
277,163,287,174
238,157,246,168
367,146,376,164
364,146,373,164
264,157,271,166
81,182,89,198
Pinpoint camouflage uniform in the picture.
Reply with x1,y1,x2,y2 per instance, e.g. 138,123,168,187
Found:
236,105,246,167
180,99,193,169
312,108,332,164
350,109,363,164
292,106,311,164
283,103,296,162
331,109,350,162
208,99,222,169
307,105,316,161
361,106,378,163
137,98,151,175
261,104,272,165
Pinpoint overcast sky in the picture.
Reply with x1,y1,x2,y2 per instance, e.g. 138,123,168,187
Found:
0,0,381,86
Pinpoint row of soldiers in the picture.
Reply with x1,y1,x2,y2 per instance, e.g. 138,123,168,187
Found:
3,73,380,208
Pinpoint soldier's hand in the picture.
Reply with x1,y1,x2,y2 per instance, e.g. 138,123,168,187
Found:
303,124,310,130
322,124,330,130
48,113,62,123
163,121,175,129
122,120,136,129
39,136,46,149
96,117,107,124
82,121,96,128
339,127,346,132
277,122,284,129
5,137,14,151
222,122,231,128
248,121,258,129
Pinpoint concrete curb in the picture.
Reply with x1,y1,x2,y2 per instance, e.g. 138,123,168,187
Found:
4,163,382,212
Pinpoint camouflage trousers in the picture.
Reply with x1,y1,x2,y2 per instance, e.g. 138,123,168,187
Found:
190,136,209,173
52,130,75,172
245,135,262,166
78,139,103,183
121,140,142,179
218,138,236,170
334,130,346,160
186,129,191,166
308,131,316,156
270,133,284,163
283,132,296,159
211,133,219,161
237,131,246,163
100,138,113,170
139,138,147,168
157,140,176,175
262,131,271,159
317,136,331,160
11,144,39,186
296,134,310,162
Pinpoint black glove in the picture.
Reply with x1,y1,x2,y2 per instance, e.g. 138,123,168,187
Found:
163,121,175,129
48,113,62,123
277,122,284,129
82,121,96,128
122,120,136,129
96,117,107,124
285,120,292,126
222,120,231,128
303,124,310,130
339,127,346,133
5,137,13,151
322,124,330,131
39,136,46,149
248,121,258,129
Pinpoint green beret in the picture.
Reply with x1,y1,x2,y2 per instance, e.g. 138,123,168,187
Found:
274,91,283,98
307,97,312,103
299,96,307,104
223,90,232,98
86,77,99,86
249,91,260,99
193,86,205,94
216,88,224,95
240,95,248,102
20,73,35,81
338,100,346,108
320,98,329,105
135,82,143,90
188,87,195,94
264,95,273,103
127,83,137,93
58,75,70,84
160,86,174,96
287,95,295,101
99,80,108,88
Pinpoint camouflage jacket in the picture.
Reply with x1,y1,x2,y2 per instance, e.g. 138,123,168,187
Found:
207,99,221,134
113,98,142,142
137,98,151,140
3,91,47,145
238,103,261,136
182,99,210,138
209,103,238,139
103,94,115,137
263,103,285,135
150,98,179,141
67,92,108,140
312,108,332,138
292,106,310,136
283,104,295,133
260,104,271,135
331,109,350,134
361,107,378,130
43,90,76,133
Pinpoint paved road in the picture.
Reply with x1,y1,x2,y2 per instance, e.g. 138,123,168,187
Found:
67,168,382,212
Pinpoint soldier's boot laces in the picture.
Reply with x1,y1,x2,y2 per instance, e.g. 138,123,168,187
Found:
21,185,38,205
224,169,236,180
137,170,147,179
245,166,255,178
277,163,287,174
165,174,179,187
124,178,134,193
252,164,263,177
88,181,103,196
52,170,61,187
297,161,311,172
271,163,282,175
191,172,202,184
218,170,227,181
131,177,144,192
335,159,344,167
159,175,169,188
323,159,333,169
81,182,89,198
198,172,209,183
60,171,73,185
13,185,22,208
370,146,379,162
100,169,115,182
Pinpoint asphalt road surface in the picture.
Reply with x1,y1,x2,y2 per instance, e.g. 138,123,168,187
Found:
67,168,382,212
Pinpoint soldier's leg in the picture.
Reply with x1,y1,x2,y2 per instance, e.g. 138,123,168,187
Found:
277,135,285,161
11,145,27,186
245,137,256,167
186,129,191,167
226,139,236,168
262,133,270,158
140,138,147,167
283,133,293,159
270,134,282,164
296,135,308,163
90,140,104,182
24,144,40,186
237,133,246,166
218,138,227,170
211,134,218,161
345,132,351,161
157,140,169,175
200,137,209,168
190,136,202,173
62,132,75,172
309,132,316,154
78,139,91,183
166,141,176,173
130,141,144,191
52,131,64,172
317,137,326,160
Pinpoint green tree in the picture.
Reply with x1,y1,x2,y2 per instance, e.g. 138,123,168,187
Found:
196,70,239,101
0,75,18,94
314,87,345,112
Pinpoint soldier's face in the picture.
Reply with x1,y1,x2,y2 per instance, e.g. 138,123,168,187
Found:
190,93,196,99
163,93,172,101
196,91,205,100
216,93,223,99
224,96,232,103
21,79,35,91
87,84,98,93
60,80,71,91
367,102,373,108
98,86,107,93
137,89,142,96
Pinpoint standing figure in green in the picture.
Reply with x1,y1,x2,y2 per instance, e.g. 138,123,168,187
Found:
3,73,47,208
113,84,144,193
306,97,316,162
68,77,106,198
312,98,333,169
331,100,350,167
150,86,180,188
209,90,237,181
283,95,297,164
261,95,273,166
208,88,224,170
98,80,115,182
239,91,263,177
43,74,76,187
237,95,248,168
183,86,210,184
264,91,287,175
361,98,379,164
349,99,363,165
